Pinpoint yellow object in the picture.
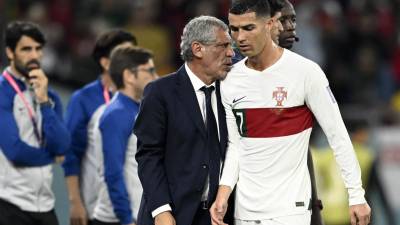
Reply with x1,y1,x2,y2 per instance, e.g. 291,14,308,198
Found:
127,24,175,76
390,91,400,112
312,142,373,225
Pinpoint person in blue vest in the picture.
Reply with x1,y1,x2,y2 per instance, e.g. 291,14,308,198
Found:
62,29,137,225
0,20,70,225
93,45,157,225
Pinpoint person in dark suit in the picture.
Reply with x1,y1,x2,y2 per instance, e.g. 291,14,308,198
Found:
134,15,235,225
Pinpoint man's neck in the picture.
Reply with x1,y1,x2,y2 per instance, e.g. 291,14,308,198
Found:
120,87,141,103
8,65,25,80
246,41,284,71
187,62,214,85
101,73,117,93
100,73,112,87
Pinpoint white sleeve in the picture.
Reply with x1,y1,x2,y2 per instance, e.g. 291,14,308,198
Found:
305,63,366,206
219,84,240,189
151,204,172,218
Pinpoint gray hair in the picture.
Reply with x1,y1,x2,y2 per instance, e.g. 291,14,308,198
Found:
180,15,229,62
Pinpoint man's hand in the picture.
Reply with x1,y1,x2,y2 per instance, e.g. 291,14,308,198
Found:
55,156,65,164
349,203,371,225
69,199,88,225
210,185,232,225
154,211,176,225
28,69,48,103
66,176,87,225
210,199,228,225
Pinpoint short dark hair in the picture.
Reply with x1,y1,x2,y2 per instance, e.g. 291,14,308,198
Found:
230,0,272,18
4,21,46,51
92,29,137,69
109,46,153,89
268,0,285,16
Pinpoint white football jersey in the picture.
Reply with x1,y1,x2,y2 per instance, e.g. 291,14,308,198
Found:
220,49,366,220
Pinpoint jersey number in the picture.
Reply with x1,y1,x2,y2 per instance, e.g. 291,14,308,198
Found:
233,109,247,137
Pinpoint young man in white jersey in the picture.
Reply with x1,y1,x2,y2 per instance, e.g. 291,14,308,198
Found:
209,0,371,225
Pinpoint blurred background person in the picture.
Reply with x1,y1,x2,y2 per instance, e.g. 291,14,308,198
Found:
278,0,297,49
62,29,137,225
0,20,70,225
312,119,397,225
93,46,157,225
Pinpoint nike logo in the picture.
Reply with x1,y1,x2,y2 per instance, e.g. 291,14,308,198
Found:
232,96,246,103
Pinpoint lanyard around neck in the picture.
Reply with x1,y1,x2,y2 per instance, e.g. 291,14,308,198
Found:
103,84,111,104
103,85,110,105
3,71,36,119
3,71,42,145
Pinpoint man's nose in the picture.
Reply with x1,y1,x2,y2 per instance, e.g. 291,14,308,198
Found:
284,19,295,31
237,29,246,42
30,49,41,59
278,20,284,32
226,46,235,57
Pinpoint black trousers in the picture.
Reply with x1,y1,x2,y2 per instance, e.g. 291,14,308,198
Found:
192,202,212,225
0,198,58,225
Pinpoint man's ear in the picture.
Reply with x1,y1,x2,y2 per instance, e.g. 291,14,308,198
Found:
266,17,274,29
191,42,204,59
6,47,14,61
100,57,110,71
263,18,273,36
123,68,135,85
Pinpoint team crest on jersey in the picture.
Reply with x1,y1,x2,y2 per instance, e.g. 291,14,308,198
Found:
272,87,287,106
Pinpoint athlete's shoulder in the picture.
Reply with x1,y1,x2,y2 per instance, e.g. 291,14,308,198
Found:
224,58,248,82
231,57,248,72
284,50,328,85
284,49,321,71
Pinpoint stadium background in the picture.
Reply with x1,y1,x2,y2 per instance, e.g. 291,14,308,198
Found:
0,0,400,224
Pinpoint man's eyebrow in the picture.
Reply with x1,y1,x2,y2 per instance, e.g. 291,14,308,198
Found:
230,24,255,29
21,46,33,50
242,24,255,29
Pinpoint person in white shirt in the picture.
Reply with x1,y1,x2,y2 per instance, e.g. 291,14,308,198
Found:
209,1,371,225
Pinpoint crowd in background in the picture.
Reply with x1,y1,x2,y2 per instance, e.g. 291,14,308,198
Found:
1,0,400,224
1,0,400,128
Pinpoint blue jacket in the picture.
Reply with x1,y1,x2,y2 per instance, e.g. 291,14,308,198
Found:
0,70,70,212
63,79,111,176
94,92,141,224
